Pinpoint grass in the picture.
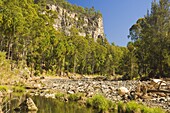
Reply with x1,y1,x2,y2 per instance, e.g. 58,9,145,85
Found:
68,93,83,101
118,101,166,113
12,86,26,93
85,94,166,113
0,85,8,92
86,94,109,113
55,92,65,99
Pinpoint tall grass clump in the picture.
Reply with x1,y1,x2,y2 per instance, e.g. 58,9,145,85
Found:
86,94,109,113
55,92,65,99
12,86,26,93
124,101,165,113
0,85,8,92
68,93,83,101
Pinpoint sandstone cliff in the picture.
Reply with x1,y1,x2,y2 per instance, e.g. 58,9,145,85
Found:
47,4,104,41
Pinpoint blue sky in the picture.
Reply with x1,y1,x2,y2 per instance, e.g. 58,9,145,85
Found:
67,0,155,46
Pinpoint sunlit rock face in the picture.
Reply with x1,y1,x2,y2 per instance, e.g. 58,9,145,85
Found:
47,4,105,41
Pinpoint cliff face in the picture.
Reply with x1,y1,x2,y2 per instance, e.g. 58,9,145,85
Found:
47,4,104,41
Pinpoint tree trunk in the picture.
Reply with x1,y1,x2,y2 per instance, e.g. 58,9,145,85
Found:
73,52,77,74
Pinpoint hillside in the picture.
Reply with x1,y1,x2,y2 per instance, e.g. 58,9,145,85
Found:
0,0,126,77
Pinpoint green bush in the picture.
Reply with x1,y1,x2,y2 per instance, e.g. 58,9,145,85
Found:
55,92,65,99
34,70,41,76
125,101,165,113
141,106,165,113
85,100,167,113
0,52,10,69
107,100,117,112
0,85,8,92
12,86,25,93
118,101,127,113
68,93,82,101
126,101,140,113
86,94,109,112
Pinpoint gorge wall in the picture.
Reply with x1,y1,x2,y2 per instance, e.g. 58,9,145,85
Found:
47,4,105,41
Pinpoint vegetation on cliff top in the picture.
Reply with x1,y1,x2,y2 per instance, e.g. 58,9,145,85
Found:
35,0,102,17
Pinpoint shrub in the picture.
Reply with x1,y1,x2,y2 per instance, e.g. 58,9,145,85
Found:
118,101,126,113
12,86,25,93
151,107,165,113
86,94,109,112
34,70,41,76
55,92,65,99
68,93,82,101
126,101,165,113
0,52,10,70
141,106,165,113
0,85,8,92
126,101,140,113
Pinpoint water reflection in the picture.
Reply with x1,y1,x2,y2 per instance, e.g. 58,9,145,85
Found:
32,96,95,113
8,96,95,113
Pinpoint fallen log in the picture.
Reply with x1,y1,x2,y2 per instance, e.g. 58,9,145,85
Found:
147,89,170,93
25,86,38,90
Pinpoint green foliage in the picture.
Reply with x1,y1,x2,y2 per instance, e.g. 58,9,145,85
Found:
126,101,141,113
0,52,6,61
68,93,83,101
118,102,127,113
14,80,26,87
35,0,102,17
86,94,109,112
86,97,165,113
125,101,165,113
34,70,41,76
128,0,170,78
12,86,26,93
0,52,10,68
0,0,127,77
0,85,8,92
55,92,65,99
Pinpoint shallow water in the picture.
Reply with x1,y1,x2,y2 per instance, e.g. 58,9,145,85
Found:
32,96,95,113
6,95,96,113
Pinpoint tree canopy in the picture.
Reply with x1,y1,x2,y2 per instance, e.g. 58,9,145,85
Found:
1,0,168,79
129,0,170,78
0,0,126,77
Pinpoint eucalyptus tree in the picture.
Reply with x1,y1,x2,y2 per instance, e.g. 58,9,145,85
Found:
129,0,170,77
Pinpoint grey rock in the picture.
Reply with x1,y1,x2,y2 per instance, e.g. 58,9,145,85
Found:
40,78,170,111
67,90,74,94
47,4,104,41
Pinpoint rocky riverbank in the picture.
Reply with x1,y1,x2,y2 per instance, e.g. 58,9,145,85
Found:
25,77,170,112
0,76,169,112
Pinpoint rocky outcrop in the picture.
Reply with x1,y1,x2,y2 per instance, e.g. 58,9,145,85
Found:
47,4,104,41
118,87,129,95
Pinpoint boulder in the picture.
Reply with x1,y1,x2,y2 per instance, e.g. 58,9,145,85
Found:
150,79,166,86
67,90,74,94
118,87,129,95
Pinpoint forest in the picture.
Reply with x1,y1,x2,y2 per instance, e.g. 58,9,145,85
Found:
0,0,169,79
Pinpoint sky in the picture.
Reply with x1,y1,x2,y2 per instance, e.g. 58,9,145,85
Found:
67,0,155,47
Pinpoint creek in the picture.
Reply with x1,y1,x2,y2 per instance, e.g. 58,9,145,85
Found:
5,95,96,113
